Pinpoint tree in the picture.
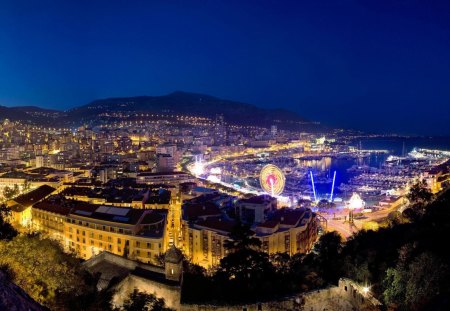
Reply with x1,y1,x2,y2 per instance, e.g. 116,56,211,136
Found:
0,204,18,240
223,222,261,252
3,186,15,200
317,199,336,210
2,184,20,200
383,251,448,311
0,235,98,310
180,261,211,304
114,289,174,311
287,253,324,292
23,179,31,192
214,248,276,302
210,221,280,302
407,180,432,205
404,181,433,221
270,252,291,276
314,231,343,283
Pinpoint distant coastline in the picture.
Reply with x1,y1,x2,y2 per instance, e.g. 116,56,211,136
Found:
351,136,450,155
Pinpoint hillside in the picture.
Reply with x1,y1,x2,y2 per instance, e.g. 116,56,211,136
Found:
1,92,322,131
67,91,319,130
0,105,65,126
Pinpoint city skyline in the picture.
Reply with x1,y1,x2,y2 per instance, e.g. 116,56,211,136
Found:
1,1,450,135
1,2,450,309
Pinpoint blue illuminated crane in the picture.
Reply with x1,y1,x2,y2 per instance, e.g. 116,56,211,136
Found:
309,171,317,202
330,171,337,202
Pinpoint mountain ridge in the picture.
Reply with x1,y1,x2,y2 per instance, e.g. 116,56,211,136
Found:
1,91,321,131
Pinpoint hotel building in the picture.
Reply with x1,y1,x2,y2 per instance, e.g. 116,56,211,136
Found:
32,197,169,264
181,195,319,269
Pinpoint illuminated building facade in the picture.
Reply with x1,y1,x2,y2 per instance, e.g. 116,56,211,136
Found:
182,218,234,268
213,114,227,146
32,198,169,263
181,195,319,269
255,208,318,255
136,171,195,185
236,195,277,224
6,185,55,230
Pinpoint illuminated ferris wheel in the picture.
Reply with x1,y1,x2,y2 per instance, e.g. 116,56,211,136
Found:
259,164,285,196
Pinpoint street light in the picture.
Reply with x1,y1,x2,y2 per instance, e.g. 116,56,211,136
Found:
362,286,370,295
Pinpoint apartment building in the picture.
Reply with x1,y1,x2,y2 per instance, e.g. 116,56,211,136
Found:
32,197,169,264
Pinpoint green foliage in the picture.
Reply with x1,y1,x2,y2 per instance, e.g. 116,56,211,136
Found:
23,179,31,192
0,204,18,240
215,223,277,302
114,289,174,311
383,251,448,311
215,248,275,288
182,187,450,308
407,180,433,205
223,222,261,252
404,180,434,221
288,252,324,292
317,199,336,209
182,245,326,305
270,252,290,276
181,262,212,304
342,188,450,310
182,223,325,305
0,234,109,310
3,185,20,200
184,188,450,308
314,231,343,283
383,267,404,308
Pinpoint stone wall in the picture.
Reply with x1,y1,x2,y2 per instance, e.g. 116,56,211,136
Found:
180,300,296,311
179,290,353,311
178,278,382,311
83,250,164,274
112,274,181,310
336,278,382,311
109,266,382,311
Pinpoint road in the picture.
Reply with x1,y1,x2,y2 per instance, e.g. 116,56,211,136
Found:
319,204,403,239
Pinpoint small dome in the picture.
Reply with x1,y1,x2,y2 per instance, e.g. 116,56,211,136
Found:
165,245,183,263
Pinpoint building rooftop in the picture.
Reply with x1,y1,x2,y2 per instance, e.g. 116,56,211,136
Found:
182,202,221,220
34,196,168,235
8,203,28,213
257,208,308,231
138,171,190,177
194,217,237,234
238,194,274,204
141,211,166,225
12,185,55,207
82,251,180,291
77,206,144,225
27,167,69,175
165,245,183,263
256,219,279,229
191,187,217,194
61,185,170,205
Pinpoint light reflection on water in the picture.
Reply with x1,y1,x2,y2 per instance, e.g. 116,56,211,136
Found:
216,153,389,199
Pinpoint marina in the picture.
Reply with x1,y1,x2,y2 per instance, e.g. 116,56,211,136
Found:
194,147,450,210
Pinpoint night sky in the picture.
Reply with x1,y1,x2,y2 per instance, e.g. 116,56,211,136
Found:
1,0,450,135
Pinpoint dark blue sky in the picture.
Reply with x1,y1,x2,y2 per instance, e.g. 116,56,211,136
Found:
1,0,450,135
